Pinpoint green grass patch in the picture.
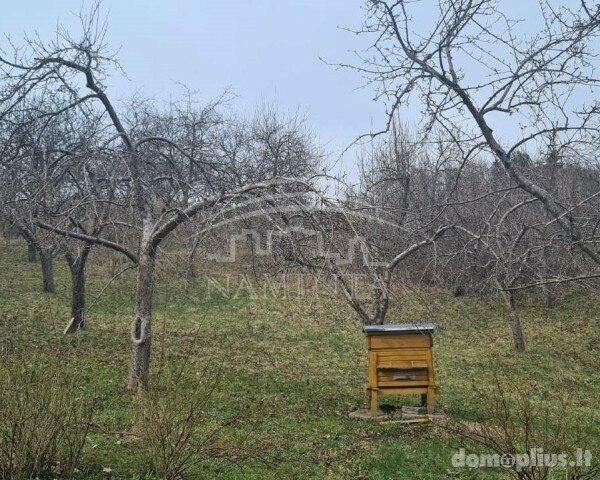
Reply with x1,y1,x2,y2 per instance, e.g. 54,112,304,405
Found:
0,238,598,479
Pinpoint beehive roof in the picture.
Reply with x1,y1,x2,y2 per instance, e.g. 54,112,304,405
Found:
363,323,435,334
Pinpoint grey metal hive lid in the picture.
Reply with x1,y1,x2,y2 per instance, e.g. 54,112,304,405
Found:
362,323,435,334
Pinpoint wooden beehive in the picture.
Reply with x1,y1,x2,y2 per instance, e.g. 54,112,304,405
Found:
363,323,436,417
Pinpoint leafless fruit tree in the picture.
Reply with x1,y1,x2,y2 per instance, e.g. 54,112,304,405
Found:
0,5,316,392
345,0,600,268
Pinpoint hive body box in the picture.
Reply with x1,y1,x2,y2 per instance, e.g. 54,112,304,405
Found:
363,323,436,417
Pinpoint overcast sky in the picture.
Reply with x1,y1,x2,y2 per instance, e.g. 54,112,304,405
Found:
3,0,578,176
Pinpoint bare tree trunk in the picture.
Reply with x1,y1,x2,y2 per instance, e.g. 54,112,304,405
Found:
128,245,156,393
17,227,38,262
64,248,90,334
69,267,85,330
509,308,526,353
542,162,557,309
40,249,55,293
185,226,197,279
500,290,526,353
370,271,389,325
27,241,37,262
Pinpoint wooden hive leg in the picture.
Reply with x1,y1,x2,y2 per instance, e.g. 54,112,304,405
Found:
368,351,378,417
426,387,435,414
369,389,379,417
420,393,427,407
425,347,436,414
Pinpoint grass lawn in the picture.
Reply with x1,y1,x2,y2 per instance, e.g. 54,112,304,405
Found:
1,237,599,479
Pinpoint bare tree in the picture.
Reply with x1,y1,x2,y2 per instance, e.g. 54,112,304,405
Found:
348,121,597,347
0,114,63,293
259,186,455,325
0,5,315,392
345,0,600,270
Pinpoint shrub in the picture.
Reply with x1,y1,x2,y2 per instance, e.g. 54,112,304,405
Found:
0,360,97,479
450,378,599,480
133,365,227,480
